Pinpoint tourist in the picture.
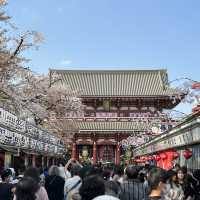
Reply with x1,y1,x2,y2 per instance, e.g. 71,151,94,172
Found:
45,165,65,200
93,195,120,200
17,165,26,181
146,167,167,200
79,175,105,200
64,159,82,180
102,167,112,181
39,168,46,186
79,165,103,183
105,180,121,198
173,163,181,172
193,169,200,200
112,165,124,184
14,177,38,200
177,167,195,200
163,170,184,200
58,161,70,180
119,165,148,200
24,167,49,200
64,164,82,200
0,168,15,200
9,167,18,184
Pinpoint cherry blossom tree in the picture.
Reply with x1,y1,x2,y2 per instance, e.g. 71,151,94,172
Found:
0,0,43,113
0,1,83,133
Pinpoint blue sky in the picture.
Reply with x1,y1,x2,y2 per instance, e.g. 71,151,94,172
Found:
7,0,200,113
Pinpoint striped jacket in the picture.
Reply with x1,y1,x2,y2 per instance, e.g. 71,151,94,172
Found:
119,179,148,200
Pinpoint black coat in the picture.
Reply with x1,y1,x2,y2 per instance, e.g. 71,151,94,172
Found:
45,175,65,200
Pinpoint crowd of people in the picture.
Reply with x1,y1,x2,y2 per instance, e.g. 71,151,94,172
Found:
0,159,200,200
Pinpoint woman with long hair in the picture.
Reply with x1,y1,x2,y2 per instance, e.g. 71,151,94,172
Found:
23,167,49,200
163,170,184,200
177,168,195,200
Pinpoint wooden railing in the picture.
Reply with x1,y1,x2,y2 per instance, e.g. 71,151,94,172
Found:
52,116,178,124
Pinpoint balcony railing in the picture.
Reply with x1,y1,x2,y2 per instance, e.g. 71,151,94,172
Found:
52,116,178,125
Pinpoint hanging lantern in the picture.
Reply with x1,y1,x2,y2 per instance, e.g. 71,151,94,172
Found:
139,159,144,163
154,155,161,161
82,146,89,161
173,152,179,160
135,158,144,163
148,156,153,161
140,156,145,160
183,149,192,160
103,100,110,111
144,157,149,161
140,156,144,161
151,155,155,160
160,153,167,160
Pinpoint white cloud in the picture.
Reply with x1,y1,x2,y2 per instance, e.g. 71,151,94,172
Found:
60,60,72,65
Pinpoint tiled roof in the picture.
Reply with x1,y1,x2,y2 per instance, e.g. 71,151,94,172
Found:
50,119,153,132
76,121,151,132
50,69,181,97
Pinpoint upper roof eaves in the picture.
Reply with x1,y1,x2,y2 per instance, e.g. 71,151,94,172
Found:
49,68,183,97
50,68,167,74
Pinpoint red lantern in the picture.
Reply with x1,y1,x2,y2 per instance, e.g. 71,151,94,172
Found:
143,157,148,161
135,159,141,163
173,152,179,160
140,156,145,161
154,155,161,161
148,156,153,161
183,149,192,160
151,156,155,160
160,153,167,160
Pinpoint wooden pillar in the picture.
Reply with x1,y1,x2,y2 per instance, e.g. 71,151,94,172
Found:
52,157,55,165
42,156,44,168
4,152,12,169
93,141,97,165
47,157,50,167
24,154,28,168
72,134,77,160
32,155,36,167
115,133,120,165
72,143,77,160
117,99,120,117
116,142,120,165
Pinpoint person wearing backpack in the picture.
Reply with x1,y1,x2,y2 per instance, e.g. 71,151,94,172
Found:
64,164,82,200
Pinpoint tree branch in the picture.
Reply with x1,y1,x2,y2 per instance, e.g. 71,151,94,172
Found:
10,37,24,60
